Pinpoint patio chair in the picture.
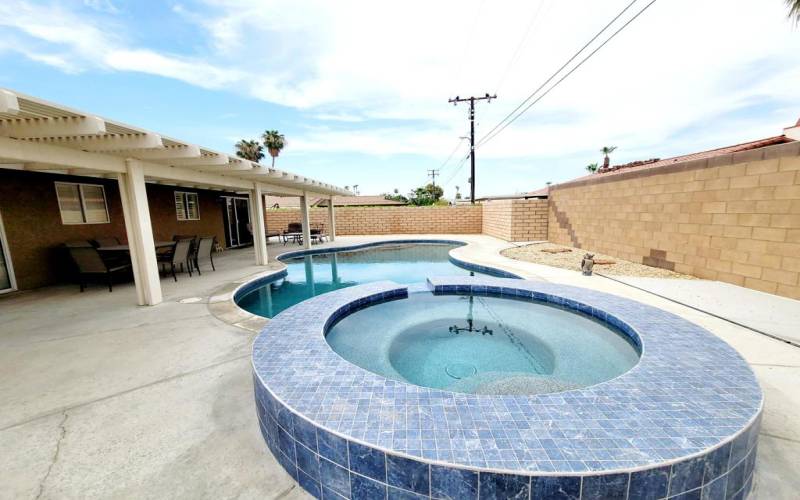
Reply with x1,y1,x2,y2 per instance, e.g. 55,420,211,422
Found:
64,240,94,248
193,236,216,274
157,238,194,281
92,237,121,248
282,222,304,245
310,223,327,244
65,245,131,292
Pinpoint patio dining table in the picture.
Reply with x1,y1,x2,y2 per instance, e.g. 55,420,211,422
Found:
97,241,176,252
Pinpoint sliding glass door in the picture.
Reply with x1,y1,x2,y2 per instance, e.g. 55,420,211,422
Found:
0,211,15,293
222,197,253,248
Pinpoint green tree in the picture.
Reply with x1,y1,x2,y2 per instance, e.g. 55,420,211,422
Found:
455,185,462,199
586,162,599,173
234,139,264,162
383,189,408,203
262,130,286,167
788,0,800,24
601,146,617,169
409,183,444,206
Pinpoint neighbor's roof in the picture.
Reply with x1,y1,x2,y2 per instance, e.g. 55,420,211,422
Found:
317,195,407,207
569,134,795,184
0,88,348,196
476,186,549,201
265,195,406,208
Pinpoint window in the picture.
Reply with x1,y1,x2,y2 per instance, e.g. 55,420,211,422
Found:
55,182,110,224
174,191,200,221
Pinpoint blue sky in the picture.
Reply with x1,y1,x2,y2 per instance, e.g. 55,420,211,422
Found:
1,0,798,198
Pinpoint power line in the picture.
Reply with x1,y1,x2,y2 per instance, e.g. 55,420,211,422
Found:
494,0,549,95
476,0,648,149
436,137,468,178
478,0,658,149
450,0,487,97
441,152,472,189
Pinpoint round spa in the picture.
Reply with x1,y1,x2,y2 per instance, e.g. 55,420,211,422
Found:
251,277,762,500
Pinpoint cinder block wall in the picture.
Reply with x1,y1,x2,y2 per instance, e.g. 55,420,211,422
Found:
482,199,549,241
548,142,800,299
265,205,483,235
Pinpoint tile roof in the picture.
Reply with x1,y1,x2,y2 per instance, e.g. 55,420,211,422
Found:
566,134,794,185
265,195,406,208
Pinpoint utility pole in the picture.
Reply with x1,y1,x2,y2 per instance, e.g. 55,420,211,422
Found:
427,169,440,186
448,93,496,203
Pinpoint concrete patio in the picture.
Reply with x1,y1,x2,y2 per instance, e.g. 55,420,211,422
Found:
0,235,797,499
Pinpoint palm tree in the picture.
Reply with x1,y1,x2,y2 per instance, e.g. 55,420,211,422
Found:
788,0,800,24
455,185,461,199
262,130,286,167
601,146,617,169
234,139,264,162
586,162,599,173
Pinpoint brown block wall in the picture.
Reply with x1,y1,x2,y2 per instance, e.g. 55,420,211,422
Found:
548,142,800,299
482,199,549,241
0,169,233,290
265,205,483,235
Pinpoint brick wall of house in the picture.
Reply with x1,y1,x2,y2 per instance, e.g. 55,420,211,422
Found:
482,199,549,241
0,169,235,290
548,142,800,299
265,205,483,235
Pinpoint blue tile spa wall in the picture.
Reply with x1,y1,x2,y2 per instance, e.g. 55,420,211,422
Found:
254,377,760,500
251,277,763,500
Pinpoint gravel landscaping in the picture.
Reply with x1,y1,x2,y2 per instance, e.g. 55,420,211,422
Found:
502,242,695,279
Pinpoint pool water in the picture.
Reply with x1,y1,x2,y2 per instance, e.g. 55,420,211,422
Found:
236,244,491,318
326,292,640,395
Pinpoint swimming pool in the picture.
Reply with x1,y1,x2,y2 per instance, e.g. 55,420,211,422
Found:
236,242,514,318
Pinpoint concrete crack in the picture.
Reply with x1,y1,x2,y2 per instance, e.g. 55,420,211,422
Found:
35,411,68,500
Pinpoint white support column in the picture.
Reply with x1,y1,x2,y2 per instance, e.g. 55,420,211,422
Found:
300,191,312,250
328,198,336,242
118,159,162,306
250,184,268,265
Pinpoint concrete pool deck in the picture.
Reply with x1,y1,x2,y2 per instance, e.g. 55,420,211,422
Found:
0,234,797,499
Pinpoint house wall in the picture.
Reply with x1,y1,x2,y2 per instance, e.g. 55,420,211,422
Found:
0,169,233,290
548,142,800,299
265,205,483,235
482,198,549,241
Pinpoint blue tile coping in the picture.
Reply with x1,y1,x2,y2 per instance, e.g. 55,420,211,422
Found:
252,276,762,499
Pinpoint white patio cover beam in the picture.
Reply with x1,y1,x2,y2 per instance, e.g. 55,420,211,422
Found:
0,89,349,197
124,144,202,160
328,199,336,242
169,154,229,167
250,183,268,266
28,132,163,151
300,191,312,250
0,116,106,138
118,159,162,306
0,90,19,114
0,135,126,172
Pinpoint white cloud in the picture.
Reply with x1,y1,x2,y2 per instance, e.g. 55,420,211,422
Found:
1,0,798,194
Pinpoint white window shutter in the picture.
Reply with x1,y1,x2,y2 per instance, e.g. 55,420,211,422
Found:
175,191,186,220
81,185,109,223
186,193,199,220
55,183,84,224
